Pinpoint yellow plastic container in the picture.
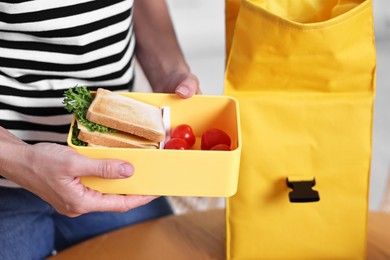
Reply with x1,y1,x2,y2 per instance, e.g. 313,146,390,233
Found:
67,92,241,197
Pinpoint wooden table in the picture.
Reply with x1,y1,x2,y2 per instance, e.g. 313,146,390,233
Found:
367,211,390,260
50,210,390,260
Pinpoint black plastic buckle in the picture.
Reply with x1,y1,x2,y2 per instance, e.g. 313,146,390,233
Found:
286,177,320,203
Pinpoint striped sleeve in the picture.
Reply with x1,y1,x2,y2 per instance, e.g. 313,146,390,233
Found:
0,0,136,144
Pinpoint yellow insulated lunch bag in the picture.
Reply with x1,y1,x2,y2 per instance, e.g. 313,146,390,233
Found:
224,0,376,259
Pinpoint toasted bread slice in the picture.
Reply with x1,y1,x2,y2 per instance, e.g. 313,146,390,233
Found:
87,88,165,142
77,122,159,149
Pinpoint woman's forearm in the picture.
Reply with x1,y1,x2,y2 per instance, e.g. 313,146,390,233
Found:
0,127,31,185
133,0,190,92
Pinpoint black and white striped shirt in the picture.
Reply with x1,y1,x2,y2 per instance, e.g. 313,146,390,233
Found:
0,0,136,145
0,0,136,187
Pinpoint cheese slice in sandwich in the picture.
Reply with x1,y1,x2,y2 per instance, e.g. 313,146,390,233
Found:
77,121,159,149
86,88,165,142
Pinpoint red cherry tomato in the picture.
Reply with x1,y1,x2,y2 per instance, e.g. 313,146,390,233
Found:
201,128,231,150
171,124,196,148
164,138,190,150
210,144,231,151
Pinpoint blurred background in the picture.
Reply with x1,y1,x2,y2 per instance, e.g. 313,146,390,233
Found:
135,0,390,212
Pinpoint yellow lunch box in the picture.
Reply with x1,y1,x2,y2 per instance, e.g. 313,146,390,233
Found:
67,92,241,197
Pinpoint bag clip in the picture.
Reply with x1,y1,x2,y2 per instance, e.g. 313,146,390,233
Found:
286,177,320,203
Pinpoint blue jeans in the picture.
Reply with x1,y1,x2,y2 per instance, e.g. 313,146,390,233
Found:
0,187,173,260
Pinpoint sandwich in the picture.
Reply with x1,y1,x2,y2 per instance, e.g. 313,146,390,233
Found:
77,120,161,149
64,86,166,148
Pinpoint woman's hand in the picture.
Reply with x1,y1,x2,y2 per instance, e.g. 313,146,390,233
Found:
154,71,200,99
174,72,200,99
0,130,157,217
